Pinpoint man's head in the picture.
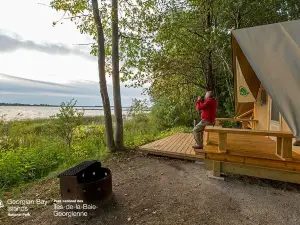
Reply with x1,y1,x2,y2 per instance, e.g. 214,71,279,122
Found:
205,91,213,99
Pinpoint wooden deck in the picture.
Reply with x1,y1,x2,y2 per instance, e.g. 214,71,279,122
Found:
139,133,205,161
138,132,300,172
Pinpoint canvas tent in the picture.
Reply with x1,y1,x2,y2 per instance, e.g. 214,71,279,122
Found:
231,19,300,141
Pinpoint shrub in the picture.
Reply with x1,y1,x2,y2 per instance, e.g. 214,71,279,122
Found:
53,99,85,147
127,98,150,123
149,97,196,129
0,138,68,188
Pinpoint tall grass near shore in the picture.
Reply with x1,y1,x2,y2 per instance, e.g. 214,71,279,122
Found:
0,100,189,192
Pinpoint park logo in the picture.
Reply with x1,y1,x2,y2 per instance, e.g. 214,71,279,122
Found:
239,86,249,97
0,200,4,208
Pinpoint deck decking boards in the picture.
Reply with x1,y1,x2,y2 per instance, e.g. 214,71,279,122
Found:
138,132,300,171
139,133,204,160
141,136,165,150
185,135,196,156
176,134,191,154
162,133,183,153
184,135,194,155
168,133,186,153
148,135,174,151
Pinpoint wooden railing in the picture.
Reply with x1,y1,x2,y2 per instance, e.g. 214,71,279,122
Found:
215,118,258,130
205,127,294,161
235,109,254,119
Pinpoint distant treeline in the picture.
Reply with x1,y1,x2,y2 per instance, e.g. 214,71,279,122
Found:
0,103,53,106
0,103,132,108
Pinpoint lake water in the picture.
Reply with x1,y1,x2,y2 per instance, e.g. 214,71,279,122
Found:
0,106,132,121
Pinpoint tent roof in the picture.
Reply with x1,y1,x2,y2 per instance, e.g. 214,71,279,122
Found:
231,19,300,139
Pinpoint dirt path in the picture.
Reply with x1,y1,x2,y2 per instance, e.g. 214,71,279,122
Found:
3,151,300,225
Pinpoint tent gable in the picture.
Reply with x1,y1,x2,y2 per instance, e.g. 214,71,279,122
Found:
232,19,300,140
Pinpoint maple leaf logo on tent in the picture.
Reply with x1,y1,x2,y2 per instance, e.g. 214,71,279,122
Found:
239,86,249,97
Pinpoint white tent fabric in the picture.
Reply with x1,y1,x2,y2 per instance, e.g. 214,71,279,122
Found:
232,20,300,140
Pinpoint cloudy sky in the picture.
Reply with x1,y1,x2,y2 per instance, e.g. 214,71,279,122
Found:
0,0,147,106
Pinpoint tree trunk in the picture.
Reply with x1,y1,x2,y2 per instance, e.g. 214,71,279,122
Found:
111,0,124,149
92,0,115,151
207,50,214,91
206,0,215,92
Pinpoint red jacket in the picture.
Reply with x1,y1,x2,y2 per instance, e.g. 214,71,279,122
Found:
196,97,217,122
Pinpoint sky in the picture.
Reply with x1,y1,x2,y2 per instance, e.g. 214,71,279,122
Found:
0,0,148,106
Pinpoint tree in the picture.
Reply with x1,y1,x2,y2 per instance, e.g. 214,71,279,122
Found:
91,0,115,151
51,0,138,150
51,0,300,127
111,0,124,149
131,0,300,119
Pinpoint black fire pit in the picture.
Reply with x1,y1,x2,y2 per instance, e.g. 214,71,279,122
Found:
58,160,112,204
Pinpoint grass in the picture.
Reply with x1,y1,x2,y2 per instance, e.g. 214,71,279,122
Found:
0,114,190,196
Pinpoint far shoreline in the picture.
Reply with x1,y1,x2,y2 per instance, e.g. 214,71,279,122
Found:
0,104,132,108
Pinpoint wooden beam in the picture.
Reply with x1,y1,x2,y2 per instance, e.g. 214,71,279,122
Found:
139,148,204,160
253,121,257,130
281,137,292,159
267,95,271,131
236,109,254,119
216,118,258,122
276,137,282,155
218,133,227,153
205,150,300,172
253,101,256,119
205,160,300,184
250,120,257,130
205,131,210,145
275,137,292,161
205,127,294,138
242,121,248,129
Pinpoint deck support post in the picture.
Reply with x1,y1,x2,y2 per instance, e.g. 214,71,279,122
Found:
281,137,292,159
218,133,227,153
205,131,210,145
242,121,248,129
276,137,292,160
276,137,282,155
213,161,221,177
251,121,257,130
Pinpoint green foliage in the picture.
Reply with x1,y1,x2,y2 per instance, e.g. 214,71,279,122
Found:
0,139,68,189
53,99,85,147
127,98,150,123
0,111,188,191
123,118,188,148
150,97,188,129
220,121,241,129
121,98,192,148
50,0,300,122
142,0,300,120
81,116,105,125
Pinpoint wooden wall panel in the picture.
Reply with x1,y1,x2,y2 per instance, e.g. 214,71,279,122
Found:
254,85,269,130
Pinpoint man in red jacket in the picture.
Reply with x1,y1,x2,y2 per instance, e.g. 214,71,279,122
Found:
193,91,217,150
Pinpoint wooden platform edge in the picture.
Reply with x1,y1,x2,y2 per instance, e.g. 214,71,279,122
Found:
137,147,204,161
205,151,300,172
205,160,300,184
